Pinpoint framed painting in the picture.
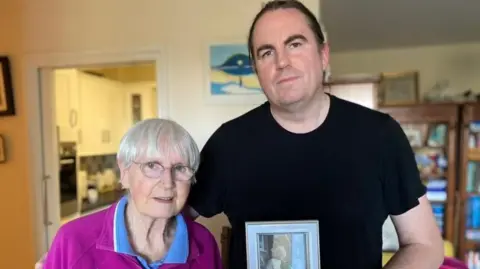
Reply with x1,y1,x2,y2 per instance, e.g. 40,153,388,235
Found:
245,220,321,269
0,134,5,163
205,42,266,105
0,56,15,116
378,71,419,106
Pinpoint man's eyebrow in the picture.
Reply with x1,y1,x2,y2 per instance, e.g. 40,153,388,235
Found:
255,34,308,57
256,44,275,57
284,34,307,45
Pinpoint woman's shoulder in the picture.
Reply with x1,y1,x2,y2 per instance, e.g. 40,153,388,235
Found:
184,217,216,242
56,208,110,244
44,208,112,268
183,216,223,268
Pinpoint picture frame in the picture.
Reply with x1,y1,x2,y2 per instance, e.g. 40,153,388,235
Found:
204,40,266,105
378,71,419,106
401,123,429,147
0,134,6,163
245,220,321,269
0,56,15,116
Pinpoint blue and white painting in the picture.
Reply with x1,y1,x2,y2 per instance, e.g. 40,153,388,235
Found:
209,44,263,96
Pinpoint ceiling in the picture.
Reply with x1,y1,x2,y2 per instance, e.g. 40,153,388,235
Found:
80,63,155,83
320,0,480,52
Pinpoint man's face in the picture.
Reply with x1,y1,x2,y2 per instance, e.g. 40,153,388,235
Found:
252,8,326,108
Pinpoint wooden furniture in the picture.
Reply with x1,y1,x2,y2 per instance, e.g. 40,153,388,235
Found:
378,103,459,244
221,226,232,269
324,74,381,110
457,103,480,260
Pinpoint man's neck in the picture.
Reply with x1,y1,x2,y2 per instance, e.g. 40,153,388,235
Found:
125,201,168,262
270,92,330,134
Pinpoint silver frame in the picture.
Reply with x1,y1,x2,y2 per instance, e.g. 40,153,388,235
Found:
245,220,321,269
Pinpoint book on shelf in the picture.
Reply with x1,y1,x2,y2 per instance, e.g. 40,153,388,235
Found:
464,122,480,245
466,250,480,269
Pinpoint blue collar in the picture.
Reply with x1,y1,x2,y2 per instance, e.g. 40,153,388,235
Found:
113,196,189,269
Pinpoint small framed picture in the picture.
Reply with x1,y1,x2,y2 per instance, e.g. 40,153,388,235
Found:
0,56,15,117
245,220,320,269
0,134,5,163
378,71,419,106
401,123,429,147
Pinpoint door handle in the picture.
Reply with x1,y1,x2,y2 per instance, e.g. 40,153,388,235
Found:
43,175,53,226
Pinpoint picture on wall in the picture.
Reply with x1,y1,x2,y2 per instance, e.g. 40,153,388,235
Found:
206,43,266,104
0,56,15,116
0,134,5,163
245,220,321,269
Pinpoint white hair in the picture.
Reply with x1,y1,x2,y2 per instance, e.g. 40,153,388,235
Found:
117,118,200,181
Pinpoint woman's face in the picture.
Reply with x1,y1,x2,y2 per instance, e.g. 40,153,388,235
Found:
119,148,192,219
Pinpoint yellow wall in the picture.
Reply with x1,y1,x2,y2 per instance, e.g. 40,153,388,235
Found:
0,0,36,268
330,42,480,97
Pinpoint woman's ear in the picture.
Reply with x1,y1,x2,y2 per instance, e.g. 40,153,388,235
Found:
117,160,130,189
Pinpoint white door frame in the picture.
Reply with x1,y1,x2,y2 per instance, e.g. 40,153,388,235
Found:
23,48,169,259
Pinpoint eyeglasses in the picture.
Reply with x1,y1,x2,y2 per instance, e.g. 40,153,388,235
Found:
133,161,195,182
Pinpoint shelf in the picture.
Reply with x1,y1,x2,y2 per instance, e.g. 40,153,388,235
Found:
465,240,480,250
469,149,480,161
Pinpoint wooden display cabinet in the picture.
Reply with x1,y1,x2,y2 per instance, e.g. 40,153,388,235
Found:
458,103,480,261
378,103,458,244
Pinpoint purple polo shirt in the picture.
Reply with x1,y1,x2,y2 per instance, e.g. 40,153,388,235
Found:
44,197,223,269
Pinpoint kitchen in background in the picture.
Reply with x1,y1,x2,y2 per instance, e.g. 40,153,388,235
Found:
55,63,158,224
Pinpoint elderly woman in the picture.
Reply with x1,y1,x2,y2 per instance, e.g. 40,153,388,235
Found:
42,118,222,268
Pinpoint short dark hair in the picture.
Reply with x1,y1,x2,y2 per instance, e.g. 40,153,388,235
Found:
247,0,325,62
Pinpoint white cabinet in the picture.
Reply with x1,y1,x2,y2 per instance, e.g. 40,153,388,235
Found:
55,69,80,143
55,69,157,156
76,72,125,156
55,70,123,156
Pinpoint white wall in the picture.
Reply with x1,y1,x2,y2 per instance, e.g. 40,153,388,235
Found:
330,42,480,98
22,0,320,248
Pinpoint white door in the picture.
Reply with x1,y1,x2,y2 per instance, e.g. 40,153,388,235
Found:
39,68,63,248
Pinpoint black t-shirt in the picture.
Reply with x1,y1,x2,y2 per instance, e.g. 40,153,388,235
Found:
188,94,426,269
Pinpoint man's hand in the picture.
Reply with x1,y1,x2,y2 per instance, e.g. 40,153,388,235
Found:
384,195,444,268
34,253,47,269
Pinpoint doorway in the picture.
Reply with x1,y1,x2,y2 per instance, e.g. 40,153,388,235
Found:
55,63,158,224
25,50,168,258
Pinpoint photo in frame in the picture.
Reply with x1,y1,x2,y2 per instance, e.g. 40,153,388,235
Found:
205,42,266,105
245,220,321,269
0,56,15,116
378,71,419,106
0,134,6,163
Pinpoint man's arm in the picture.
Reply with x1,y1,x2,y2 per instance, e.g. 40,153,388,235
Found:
384,195,444,268
380,115,444,268
187,125,228,219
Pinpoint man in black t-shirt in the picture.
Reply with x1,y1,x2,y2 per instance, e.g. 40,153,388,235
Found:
187,1,444,269
34,1,444,269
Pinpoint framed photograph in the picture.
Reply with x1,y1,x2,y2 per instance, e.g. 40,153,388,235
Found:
205,41,266,105
0,134,6,163
0,56,15,116
245,220,320,269
401,123,429,147
378,71,419,106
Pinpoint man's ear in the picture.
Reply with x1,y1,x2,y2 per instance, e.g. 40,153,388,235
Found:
321,42,330,71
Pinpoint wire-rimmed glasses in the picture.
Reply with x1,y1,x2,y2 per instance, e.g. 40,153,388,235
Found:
133,161,195,182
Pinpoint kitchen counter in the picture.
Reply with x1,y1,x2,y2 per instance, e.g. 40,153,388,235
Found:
81,189,126,214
